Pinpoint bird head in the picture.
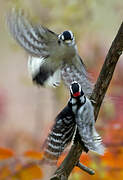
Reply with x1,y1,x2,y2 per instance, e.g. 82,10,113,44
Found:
70,81,84,98
58,30,75,46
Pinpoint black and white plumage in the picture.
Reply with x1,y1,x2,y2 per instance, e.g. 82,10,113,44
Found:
43,82,104,164
43,104,76,164
7,9,92,97
70,82,105,155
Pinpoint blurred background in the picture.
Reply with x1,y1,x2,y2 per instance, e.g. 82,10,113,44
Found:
0,0,123,179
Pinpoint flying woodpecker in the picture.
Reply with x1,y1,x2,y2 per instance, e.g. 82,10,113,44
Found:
7,9,92,97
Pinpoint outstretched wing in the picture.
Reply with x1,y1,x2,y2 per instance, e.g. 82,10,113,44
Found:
7,9,58,58
76,99,104,155
7,9,93,93
61,56,93,97
43,105,76,164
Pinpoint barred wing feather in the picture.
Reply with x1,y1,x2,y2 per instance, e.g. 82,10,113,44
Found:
7,9,58,58
76,99,105,155
43,105,76,164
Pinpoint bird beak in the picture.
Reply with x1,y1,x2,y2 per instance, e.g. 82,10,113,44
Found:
65,40,72,44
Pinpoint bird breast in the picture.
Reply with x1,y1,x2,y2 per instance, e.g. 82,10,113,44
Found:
51,43,77,64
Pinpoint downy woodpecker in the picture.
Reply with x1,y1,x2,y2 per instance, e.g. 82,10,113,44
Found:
7,9,92,97
43,82,104,164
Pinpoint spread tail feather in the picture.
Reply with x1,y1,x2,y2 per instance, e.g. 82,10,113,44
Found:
28,56,61,87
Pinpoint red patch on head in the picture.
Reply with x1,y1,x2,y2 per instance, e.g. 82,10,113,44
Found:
73,92,80,97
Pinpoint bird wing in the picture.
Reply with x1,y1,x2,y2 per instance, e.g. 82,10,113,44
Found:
31,54,93,90
61,56,93,97
7,9,58,58
76,100,104,155
42,105,76,164
7,9,93,93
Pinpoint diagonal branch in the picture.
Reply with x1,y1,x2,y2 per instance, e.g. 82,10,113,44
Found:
50,21,123,180
91,22,123,120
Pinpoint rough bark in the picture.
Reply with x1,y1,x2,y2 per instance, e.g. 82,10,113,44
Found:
50,22,123,180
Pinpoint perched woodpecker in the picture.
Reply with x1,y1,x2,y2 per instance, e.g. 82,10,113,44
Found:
69,81,105,155
7,9,92,97
43,82,104,164
43,104,76,164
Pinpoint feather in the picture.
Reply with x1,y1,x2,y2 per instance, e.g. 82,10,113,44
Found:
76,98,105,155
42,105,75,164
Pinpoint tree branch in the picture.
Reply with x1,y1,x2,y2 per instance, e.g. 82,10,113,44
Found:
76,161,95,175
91,22,123,120
51,22,123,180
